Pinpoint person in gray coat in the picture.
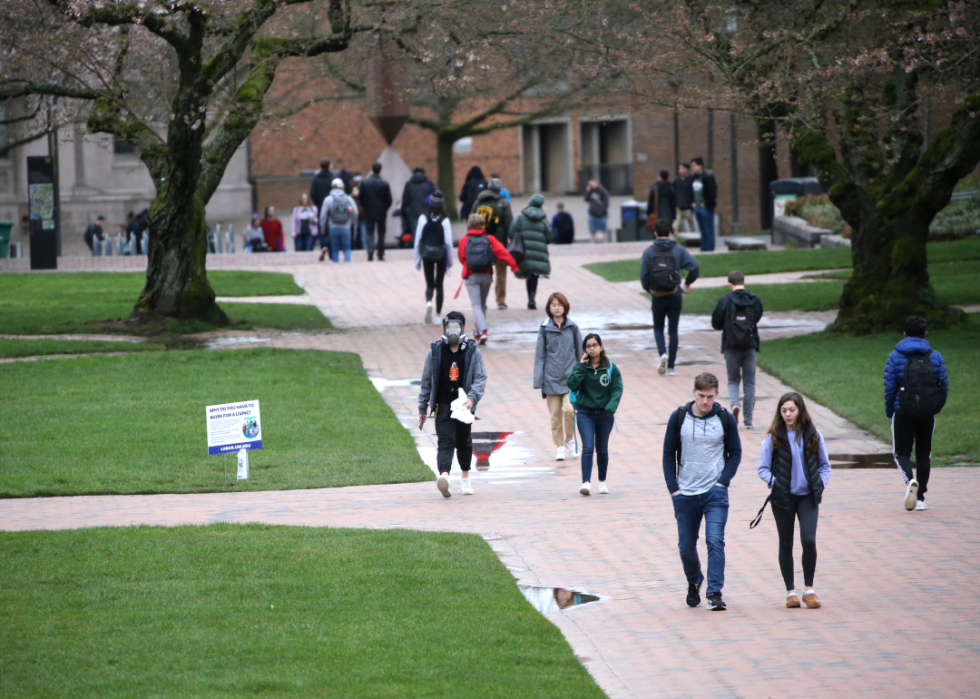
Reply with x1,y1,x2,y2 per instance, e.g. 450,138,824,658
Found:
510,193,553,310
533,292,583,461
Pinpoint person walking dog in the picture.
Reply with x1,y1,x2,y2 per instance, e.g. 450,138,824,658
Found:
533,292,583,461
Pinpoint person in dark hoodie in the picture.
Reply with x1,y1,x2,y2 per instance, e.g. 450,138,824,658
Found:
459,165,487,220
551,202,575,244
474,178,514,309
640,220,700,376
310,159,336,210
663,373,741,611
647,170,676,226
401,167,435,248
884,316,949,511
710,270,764,429
510,193,553,310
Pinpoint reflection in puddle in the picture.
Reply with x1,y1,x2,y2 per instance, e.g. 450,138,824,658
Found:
472,431,514,472
829,453,904,468
519,584,600,614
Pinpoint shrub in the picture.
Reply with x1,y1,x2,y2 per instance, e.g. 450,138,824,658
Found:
930,174,980,241
784,195,847,236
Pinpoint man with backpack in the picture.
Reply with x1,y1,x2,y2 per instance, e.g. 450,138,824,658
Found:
459,214,519,345
474,178,514,310
640,219,700,376
663,373,741,611
884,316,949,511
317,178,358,263
710,270,764,429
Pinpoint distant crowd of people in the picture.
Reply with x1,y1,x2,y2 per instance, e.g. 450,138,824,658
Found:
647,157,718,252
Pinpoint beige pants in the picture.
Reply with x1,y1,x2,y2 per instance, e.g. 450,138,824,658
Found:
546,394,575,447
494,259,509,306
676,209,695,233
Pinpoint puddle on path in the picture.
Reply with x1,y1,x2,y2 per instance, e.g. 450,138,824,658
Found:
370,377,421,392
519,584,601,614
829,453,903,468
202,336,271,349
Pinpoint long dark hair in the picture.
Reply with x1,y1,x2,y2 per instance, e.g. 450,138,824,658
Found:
582,333,609,368
423,204,445,221
768,392,819,451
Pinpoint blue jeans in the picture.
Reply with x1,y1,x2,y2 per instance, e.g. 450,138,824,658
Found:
294,233,313,251
694,206,715,251
577,407,614,482
652,293,683,368
328,226,352,262
588,215,608,234
672,485,729,596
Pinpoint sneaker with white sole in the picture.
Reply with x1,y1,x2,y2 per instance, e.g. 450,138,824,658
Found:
580,482,591,496
904,479,919,511
915,499,928,511
564,440,577,457
424,302,433,325
667,368,677,376
658,353,669,375
706,592,727,611
437,474,451,498
598,481,609,494
556,447,566,461
461,479,474,495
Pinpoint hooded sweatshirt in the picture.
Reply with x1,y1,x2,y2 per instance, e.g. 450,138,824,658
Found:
640,238,700,297
318,187,359,232
710,288,764,352
510,194,553,277
663,401,741,495
402,169,435,220
883,336,949,418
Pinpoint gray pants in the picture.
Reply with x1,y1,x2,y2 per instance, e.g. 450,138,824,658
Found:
466,273,493,335
724,348,757,426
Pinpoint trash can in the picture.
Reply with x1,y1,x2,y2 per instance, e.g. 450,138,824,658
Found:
30,228,58,269
0,220,11,259
619,200,647,242
770,177,823,242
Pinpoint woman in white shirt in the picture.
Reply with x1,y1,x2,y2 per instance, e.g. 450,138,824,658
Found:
291,193,318,252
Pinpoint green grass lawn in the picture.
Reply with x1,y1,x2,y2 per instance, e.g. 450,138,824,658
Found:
0,338,166,359
0,348,430,497
0,271,327,334
758,315,979,464
0,525,605,699
587,236,980,282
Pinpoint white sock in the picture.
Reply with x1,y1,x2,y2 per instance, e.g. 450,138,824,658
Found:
462,477,470,483
787,591,798,597
804,589,815,595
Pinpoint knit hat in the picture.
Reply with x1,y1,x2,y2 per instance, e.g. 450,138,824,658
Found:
487,178,503,192
331,178,344,189
528,193,545,208
467,213,486,229
430,190,445,208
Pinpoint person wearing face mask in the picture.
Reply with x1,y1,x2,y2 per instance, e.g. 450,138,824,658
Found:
758,392,831,609
418,311,487,498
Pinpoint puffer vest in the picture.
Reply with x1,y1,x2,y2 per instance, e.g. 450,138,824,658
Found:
769,426,824,508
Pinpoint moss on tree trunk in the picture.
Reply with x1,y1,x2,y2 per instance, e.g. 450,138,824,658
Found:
437,134,458,220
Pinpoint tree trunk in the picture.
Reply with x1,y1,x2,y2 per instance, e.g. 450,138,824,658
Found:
757,118,778,230
436,133,459,220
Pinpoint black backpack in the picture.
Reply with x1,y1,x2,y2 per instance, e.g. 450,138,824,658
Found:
724,298,757,350
419,216,446,262
899,351,944,417
466,234,496,273
643,248,679,296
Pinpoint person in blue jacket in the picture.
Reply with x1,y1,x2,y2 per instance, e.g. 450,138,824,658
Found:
884,316,949,511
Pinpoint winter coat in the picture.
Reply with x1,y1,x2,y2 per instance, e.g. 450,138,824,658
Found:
691,171,718,209
402,170,435,221
318,188,359,231
459,166,487,219
566,358,624,414
291,205,318,238
510,194,553,277
413,214,454,271
883,337,949,418
674,174,693,209
711,289,764,352
259,217,284,251
647,180,676,222
551,211,575,244
584,186,610,218
359,173,393,221
533,318,583,396
419,337,487,415
474,189,513,246
309,168,336,209
640,238,700,297
458,229,519,279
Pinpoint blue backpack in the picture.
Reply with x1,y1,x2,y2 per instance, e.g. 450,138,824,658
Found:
568,363,614,409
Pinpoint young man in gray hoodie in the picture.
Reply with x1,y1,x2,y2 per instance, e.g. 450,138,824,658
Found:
710,270,764,429
640,219,700,375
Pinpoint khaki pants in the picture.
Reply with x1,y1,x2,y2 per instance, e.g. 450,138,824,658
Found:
494,259,509,306
546,394,575,447
676,208,695,233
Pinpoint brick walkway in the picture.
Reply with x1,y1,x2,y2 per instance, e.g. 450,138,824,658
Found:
3,247,978,699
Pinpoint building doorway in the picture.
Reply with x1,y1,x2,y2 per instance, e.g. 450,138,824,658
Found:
579,117,632,194
521,122,572,194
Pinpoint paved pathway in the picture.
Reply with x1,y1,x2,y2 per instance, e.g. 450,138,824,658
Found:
3,247,979,699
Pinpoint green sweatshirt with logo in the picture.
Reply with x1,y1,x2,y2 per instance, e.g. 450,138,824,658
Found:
566,359,624,414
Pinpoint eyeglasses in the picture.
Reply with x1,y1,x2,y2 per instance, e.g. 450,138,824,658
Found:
585,344,601,350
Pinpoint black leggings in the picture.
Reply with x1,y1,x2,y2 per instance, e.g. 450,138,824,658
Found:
423,259,446,313
771,494,819,590
526,275,538,305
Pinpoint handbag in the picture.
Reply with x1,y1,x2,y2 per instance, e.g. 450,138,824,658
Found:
507,228,525,262
645,213,658,232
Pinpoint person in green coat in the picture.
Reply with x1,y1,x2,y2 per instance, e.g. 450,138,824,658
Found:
509,193,553,309
566,333,624,496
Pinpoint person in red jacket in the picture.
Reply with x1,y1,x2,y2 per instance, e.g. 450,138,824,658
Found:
260,205,285,252
459,213,519,344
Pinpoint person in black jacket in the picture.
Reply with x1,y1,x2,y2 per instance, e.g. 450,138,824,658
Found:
358,162,393,261
551,202,575,244
84,215,106,253
689,156,718,251
310,159,337,253
402,167,435,248
459,165,487,220
647,170,676,225
674,163,694,232
710,271,764,429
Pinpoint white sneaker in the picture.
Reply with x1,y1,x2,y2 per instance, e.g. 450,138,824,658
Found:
667,368,677,376
915,499,928,511
580,482,591,496
658,353,669,375
424,302,433,325
461,479,474,495
598,482,609,494
556,447,566,461
564,439,577,457
904,479,919,511
437,474,451,498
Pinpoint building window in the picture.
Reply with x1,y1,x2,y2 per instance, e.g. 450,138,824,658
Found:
113,136,138,156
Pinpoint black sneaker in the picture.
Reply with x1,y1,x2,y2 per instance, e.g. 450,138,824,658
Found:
527,302,537,310
706,593,726,611
686,582,702,607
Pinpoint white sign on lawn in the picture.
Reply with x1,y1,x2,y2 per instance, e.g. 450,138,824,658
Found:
206,400,262,456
